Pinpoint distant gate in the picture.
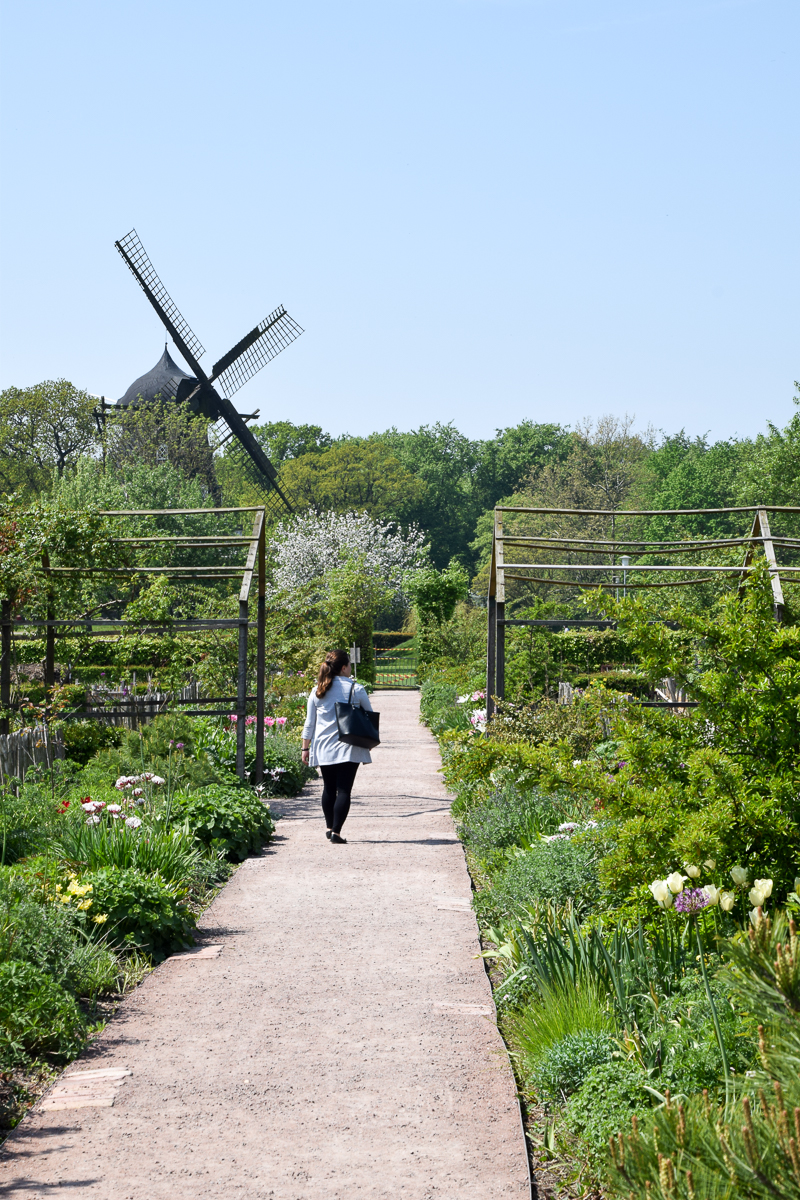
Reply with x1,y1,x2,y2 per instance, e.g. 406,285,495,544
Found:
373,633,418,689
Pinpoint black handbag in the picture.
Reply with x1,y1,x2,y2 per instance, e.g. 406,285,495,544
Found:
335,680,381,750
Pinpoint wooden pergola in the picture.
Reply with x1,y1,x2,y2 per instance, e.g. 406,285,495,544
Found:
486,503,798,717
0,506,269,782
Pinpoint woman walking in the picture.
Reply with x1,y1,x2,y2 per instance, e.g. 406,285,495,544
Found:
301,649,375,843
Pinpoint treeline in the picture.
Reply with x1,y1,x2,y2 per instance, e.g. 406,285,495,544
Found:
2,378,800,577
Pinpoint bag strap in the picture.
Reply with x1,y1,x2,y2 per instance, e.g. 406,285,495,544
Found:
348,679,356,705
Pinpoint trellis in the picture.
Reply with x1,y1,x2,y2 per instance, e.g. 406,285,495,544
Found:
486,503,800,718
0,506,269,782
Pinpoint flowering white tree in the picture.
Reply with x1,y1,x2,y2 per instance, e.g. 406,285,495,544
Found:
267,509,428,599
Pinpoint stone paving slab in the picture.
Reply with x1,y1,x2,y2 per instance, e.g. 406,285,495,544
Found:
0,691,529,1199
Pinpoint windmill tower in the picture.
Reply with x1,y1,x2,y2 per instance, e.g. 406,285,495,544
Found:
114,229,302,515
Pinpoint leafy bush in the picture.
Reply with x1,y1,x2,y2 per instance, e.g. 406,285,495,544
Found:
191,721,314,796
85,866,196,959
513,979,612,1068
655,973,753,1097
459,784,582,871
171,784,275,861
490,693,610,758
530,1030,614,1103
474,835,599,923
61,720,123,766
563,1061,652,1175
54,819,224,892
0,873,118,998
0,765,79,864
419,679,473,736
0,961,86,1066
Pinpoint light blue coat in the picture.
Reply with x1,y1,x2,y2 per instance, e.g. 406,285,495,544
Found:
301,676,375,766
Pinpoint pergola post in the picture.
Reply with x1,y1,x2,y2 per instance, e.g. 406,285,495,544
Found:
255,510,266,785
495,510,506,705
0,599,11,737
486,510,506,718
42,552,55,696
237,511,265,782
236,598,248,779
486,593,496,719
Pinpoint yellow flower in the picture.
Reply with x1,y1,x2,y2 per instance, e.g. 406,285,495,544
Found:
92,914,108,924
59,895,72,905
77,899,93,911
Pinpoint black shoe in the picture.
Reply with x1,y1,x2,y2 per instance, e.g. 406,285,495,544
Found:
330,833,347,844
326,830,332,839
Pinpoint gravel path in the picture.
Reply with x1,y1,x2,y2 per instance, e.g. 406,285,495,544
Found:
0,691,529,1199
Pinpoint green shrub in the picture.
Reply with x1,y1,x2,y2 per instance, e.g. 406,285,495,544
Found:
654,973,755,1098
474,835,599,923
0,961,87,1066
459,784,583,871
85,866,196,959
171,785,275,861
419,679,473,736
513,979,612,1065
530,1030,614,1104
0,874,119,998
0,765,79,864
563,1061,652,1176
191,721,314,796
54,819,224,892
490,694,610,758
61,721,123,766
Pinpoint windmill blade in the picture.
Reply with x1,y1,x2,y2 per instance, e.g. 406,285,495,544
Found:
209,306,303,398
209,404,293,516
115,230,206,375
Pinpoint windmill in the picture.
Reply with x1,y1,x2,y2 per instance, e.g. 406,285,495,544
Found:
114,229,302,515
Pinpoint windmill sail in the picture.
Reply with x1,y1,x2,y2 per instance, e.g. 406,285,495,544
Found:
210,307,304,397
115,229,299,517
115,230,205,371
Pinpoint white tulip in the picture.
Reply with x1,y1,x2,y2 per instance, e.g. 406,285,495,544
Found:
703,885,720,906
649,880,671,907
720,892,736,912
754,878,773,899
703,859,717,871
666,872,686,894
730,866,749,887
750,907,764,928
685,864,701,880
748,887,766,908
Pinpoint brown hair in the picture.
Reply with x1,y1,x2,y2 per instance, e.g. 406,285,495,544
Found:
316,649,350,697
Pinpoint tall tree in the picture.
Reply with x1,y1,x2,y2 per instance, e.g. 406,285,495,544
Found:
251,420,332,462
277,438,425,519
0,380,98,497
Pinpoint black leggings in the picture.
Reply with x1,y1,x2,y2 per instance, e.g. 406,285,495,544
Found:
319,762,359,834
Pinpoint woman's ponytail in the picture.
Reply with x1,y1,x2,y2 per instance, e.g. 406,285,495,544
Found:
316,648,350,697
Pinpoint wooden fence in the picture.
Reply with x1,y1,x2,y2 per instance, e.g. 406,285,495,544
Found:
0,725,65,784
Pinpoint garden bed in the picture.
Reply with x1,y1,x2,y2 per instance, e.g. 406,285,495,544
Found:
0,708,314,1138
420,572,800,1198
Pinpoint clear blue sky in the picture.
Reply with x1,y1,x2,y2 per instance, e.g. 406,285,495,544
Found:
0,0,797,443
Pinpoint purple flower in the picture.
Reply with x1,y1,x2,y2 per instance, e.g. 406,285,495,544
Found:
176,742,185,749
674,887,711,915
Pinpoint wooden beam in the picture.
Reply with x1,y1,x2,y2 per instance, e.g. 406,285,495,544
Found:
756,507,786,622
502,563,800,573
96,506,264,516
